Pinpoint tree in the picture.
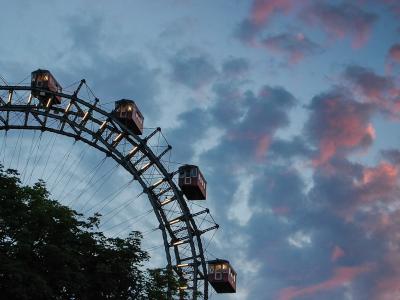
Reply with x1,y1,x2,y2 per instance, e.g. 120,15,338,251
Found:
0,166,182,299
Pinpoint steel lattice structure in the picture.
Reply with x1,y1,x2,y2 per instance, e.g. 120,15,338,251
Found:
0,81,218,300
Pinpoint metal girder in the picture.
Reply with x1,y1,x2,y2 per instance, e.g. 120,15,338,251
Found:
0,84,212,300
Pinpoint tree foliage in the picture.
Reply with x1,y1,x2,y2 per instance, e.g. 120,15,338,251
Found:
0,166,182,299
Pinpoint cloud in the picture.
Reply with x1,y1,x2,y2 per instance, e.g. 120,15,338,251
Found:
223,85,297,161
343,65,394,101
305,90,374,165
169,50,218,89
386,44,400,75
60,15,162,120
278,264,373,300
381,149,400,165
261,32,322,64
302,2,378,48
235,19,263,45
221,57,250,78
234,0,295,44
331,245,345,262
251,0,294,26
388,44,400,62
269,136,312,160
343,65,400,117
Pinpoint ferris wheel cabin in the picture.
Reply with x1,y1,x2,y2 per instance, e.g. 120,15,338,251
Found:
208,259,237,293
113,99,144,135
31,69,62,104
178,165,207,200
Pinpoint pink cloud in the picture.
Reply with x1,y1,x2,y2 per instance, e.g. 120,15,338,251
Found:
388,44,400,62
342,65,400,117
309,95,375,166
255,134,271,160
250,0,293,26
235,0,300,44
279,265,373,300
375,277,400,300
331,246,345,262
357,163,398,203
386,44,400,75
302,2,377,48
272,205,291,216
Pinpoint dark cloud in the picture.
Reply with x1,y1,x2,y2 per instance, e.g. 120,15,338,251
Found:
261,32,322,64
342,65,400,118
381,149,400,165
169,50,218,89
221,85,296,162
209,81,247,127
221,57,250,78
66,16,104,54
343,65,394,102
234,19,261,44
302,2,378,48
164,108,211,163
388,44,400,62
386,44,400,75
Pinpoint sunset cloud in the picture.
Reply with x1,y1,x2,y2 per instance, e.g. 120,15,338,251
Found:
386,44,400,75
302,2,377,48
235,0,296,44
388,44,400,62
343,65,400,116
250,0,293,26
306,91,374,165
278,264,372,300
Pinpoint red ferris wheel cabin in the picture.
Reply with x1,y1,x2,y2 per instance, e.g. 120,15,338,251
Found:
178,165,207,200
208,259,237,293
31,69,62,105
113,99,144,135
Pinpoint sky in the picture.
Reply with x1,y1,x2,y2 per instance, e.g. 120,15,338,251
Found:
2,0,400,299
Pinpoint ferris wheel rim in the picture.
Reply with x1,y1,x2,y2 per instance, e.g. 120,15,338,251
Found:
0,84,213,300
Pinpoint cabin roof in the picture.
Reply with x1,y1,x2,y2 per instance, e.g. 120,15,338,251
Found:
179,164,198,170
32,69,51,74
115,99,136,105
208,259,230,265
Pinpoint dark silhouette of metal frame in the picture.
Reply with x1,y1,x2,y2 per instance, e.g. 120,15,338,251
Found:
0,82,218,300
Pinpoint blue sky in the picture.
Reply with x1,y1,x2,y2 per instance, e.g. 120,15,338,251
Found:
2,0,400,299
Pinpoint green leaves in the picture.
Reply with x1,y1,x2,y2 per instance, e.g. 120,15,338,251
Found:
0,166,181,299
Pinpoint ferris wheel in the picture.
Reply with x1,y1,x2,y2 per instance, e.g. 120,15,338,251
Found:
0,69,237,300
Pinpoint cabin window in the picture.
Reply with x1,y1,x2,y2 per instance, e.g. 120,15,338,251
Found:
191,168,197,177
209,265,215,273
215,265,221,271
179,171,185,178
185,170,191,177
